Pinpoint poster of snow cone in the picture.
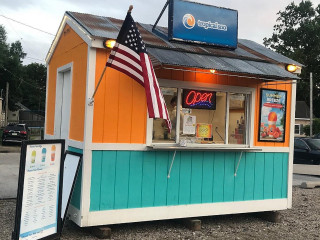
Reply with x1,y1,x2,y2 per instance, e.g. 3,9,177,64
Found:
258,89,287,142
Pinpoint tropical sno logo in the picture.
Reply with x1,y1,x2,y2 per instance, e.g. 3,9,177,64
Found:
182,14,228,31
182,14,195,29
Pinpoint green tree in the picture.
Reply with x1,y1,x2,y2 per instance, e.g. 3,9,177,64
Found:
0,25,46,113
21,63,46,112
0,25,26,111
263,1,320,116
303,118,320,136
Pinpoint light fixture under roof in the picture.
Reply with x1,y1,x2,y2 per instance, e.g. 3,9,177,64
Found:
103,39,116,49
286,64,298,73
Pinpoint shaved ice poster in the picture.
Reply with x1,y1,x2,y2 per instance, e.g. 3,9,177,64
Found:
258,89,287,142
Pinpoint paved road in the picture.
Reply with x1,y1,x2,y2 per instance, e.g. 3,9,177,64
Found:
293,164,320,176
0,145,20,153
0,153,20,199
292,174,320,186
0,152,319,199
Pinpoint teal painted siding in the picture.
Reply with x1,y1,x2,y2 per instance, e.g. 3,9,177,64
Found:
68,146,83,210
68,146,83,154
90,151,289,211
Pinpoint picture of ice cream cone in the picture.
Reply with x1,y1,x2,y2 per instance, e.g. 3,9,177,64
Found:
268,112,277,137
51,145,56,162
31,150,36,164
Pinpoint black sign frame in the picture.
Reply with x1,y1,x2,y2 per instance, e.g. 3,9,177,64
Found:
13,139,65,240
182,89,216,110
60,151,82,230
258,88,287,142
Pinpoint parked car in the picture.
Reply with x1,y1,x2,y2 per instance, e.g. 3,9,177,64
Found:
1,123,29,145
294,137,320,165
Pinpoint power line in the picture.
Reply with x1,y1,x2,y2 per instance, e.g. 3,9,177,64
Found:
0,64,44,90
0,15,55,36
0,11,48,65
25,56,46,63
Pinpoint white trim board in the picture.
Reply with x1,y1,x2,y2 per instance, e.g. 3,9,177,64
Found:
89,143,148,151
68,205,82,226
44,135,83,149
46,14,103,64
86,143,289,152
46,15,91,63
68,140,84,149
287,80,297,208
84,199,288,226
81,47,97,226
44,134,54,140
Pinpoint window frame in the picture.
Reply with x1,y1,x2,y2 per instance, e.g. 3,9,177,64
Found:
147,79,256,148
294,124,301,135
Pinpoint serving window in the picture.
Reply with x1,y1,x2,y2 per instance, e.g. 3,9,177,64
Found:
151,85,251,147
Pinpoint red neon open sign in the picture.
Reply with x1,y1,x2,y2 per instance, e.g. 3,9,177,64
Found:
182,89,216,110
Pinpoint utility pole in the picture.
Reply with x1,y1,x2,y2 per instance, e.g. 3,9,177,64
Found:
5,82,9,126
310,72,313,137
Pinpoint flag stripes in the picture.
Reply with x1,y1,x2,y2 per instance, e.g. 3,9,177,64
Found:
104,12,171,132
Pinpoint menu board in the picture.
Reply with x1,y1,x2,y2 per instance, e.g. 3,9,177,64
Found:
13,140,64,240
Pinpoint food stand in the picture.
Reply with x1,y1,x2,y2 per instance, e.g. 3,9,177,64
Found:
45,0,301,227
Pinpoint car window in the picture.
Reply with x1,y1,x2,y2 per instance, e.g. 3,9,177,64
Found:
5,125,15,131
294,139,308,150
4,124,25,131
14,125,25,131
305,139,320,150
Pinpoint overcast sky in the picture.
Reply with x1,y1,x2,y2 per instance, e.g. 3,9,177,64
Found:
1,0,320,65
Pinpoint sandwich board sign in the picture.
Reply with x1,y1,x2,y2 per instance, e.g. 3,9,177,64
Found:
60,151,82,229
12,140,82,240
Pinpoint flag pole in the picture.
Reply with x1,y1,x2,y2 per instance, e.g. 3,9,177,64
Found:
88,5,134,106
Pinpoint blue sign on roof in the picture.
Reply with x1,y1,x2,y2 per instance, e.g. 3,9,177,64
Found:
168,0,238,49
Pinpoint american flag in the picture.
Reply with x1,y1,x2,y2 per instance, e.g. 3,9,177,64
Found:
106,11,171,132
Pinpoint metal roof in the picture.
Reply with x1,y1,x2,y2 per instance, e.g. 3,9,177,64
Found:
148,47,299,79
66,11,301,80
239,39,302,66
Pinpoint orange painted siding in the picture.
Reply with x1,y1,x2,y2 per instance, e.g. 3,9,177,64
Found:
46,24,88,141
92,48,147,143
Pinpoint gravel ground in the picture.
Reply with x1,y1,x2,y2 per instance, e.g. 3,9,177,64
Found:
1,186,319,240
